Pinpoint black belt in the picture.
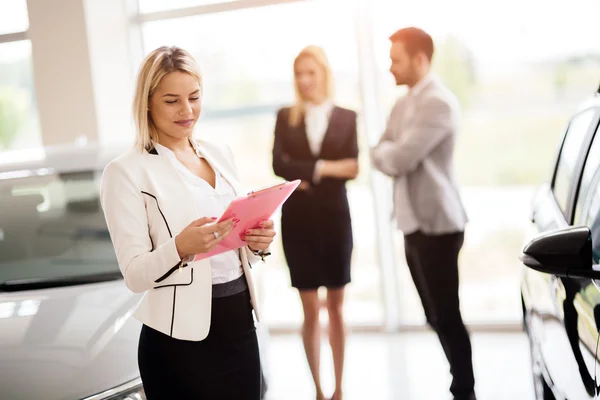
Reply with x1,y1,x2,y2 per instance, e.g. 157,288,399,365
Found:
211,273,248,298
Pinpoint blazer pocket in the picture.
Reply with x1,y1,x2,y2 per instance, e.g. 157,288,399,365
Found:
153,266,194,289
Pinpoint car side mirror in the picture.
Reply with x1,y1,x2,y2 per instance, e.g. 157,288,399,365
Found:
520,226,595,278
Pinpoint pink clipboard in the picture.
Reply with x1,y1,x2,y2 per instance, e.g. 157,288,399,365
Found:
194,179,301,261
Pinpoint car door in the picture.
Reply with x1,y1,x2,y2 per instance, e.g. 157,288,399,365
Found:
527,106,600,399
571,127,600,399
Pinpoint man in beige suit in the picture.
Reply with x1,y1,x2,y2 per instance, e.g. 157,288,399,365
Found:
371,27,475,400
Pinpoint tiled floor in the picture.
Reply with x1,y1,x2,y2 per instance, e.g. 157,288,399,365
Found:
263,330,534,400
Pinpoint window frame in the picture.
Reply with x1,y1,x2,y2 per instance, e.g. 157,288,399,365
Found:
573,120,600,225
550,106,600,223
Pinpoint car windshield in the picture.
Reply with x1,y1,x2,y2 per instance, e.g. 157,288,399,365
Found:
0,169,120,289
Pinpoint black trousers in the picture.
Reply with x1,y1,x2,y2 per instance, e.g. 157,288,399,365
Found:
404,230,475,398
138,289,261,400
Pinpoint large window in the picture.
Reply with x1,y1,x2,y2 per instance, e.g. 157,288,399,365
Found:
136,0,600,328
141,0,383,327
0,41,41,151
369,0,600,324
0,1,40,152
0,1,29,35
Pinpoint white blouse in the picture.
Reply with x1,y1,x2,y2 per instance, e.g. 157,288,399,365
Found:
155,141,243,284
304,100,334,156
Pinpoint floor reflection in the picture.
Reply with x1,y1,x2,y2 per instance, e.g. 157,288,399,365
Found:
265,331,533,400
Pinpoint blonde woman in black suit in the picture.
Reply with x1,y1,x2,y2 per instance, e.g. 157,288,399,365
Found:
101,46,275,399
272,45,359,400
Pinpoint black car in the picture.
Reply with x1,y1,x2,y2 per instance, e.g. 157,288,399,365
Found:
522,85,600,399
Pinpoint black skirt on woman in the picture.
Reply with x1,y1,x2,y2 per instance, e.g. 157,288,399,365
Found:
281,186,354,289
138,283,260,400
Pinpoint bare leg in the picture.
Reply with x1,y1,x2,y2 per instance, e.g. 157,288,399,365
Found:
299,289,325,400
326,287,346,400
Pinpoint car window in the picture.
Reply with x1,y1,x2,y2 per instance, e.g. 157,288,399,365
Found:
553,108,597,215
580,168,600,264
574,128,600,225
0,170,118,283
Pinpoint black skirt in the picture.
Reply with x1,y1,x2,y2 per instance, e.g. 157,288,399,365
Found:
281,187,353,290
138,289,260,400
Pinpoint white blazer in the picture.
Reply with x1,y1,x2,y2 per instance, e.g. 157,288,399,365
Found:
100,140,262,341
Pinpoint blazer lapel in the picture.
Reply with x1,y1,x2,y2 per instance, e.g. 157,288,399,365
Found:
296,119,314,158
141,148,200,236
318,106,340,158
296,106,340,159
399,80,435,135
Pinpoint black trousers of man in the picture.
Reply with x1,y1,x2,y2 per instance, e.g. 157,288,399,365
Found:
404,230,475,400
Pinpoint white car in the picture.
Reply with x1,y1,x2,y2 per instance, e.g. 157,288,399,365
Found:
0,143,269,399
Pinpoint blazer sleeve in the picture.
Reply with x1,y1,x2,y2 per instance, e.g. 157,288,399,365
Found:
374,98,403,148
328,110,360,184
371,99,401,172
371,97,453,177
272,108,318,182
345,111,359,158
100,160,183,293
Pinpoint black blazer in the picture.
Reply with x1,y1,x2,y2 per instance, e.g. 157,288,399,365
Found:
272,106,358,215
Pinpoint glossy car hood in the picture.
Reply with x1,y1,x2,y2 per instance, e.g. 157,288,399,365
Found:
0,280,143,400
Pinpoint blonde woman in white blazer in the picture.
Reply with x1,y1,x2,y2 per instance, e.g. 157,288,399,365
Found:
100,46,275,400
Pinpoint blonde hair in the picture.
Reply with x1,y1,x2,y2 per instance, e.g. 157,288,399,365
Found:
133,46,203,151
289,45,335,127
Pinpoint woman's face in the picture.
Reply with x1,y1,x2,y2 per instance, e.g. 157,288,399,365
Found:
149,71,202,142
294,56,326,103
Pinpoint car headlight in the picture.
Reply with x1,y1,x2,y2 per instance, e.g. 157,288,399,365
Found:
82,378,146,400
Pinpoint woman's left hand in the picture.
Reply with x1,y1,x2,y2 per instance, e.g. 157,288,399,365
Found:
243,219,276,251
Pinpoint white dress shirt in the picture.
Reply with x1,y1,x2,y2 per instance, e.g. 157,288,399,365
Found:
386,73,435,234
155,142,243,284
304,100,334,182
305,100,333,156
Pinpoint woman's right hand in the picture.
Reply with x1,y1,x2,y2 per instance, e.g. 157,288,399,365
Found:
175,217,237,259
